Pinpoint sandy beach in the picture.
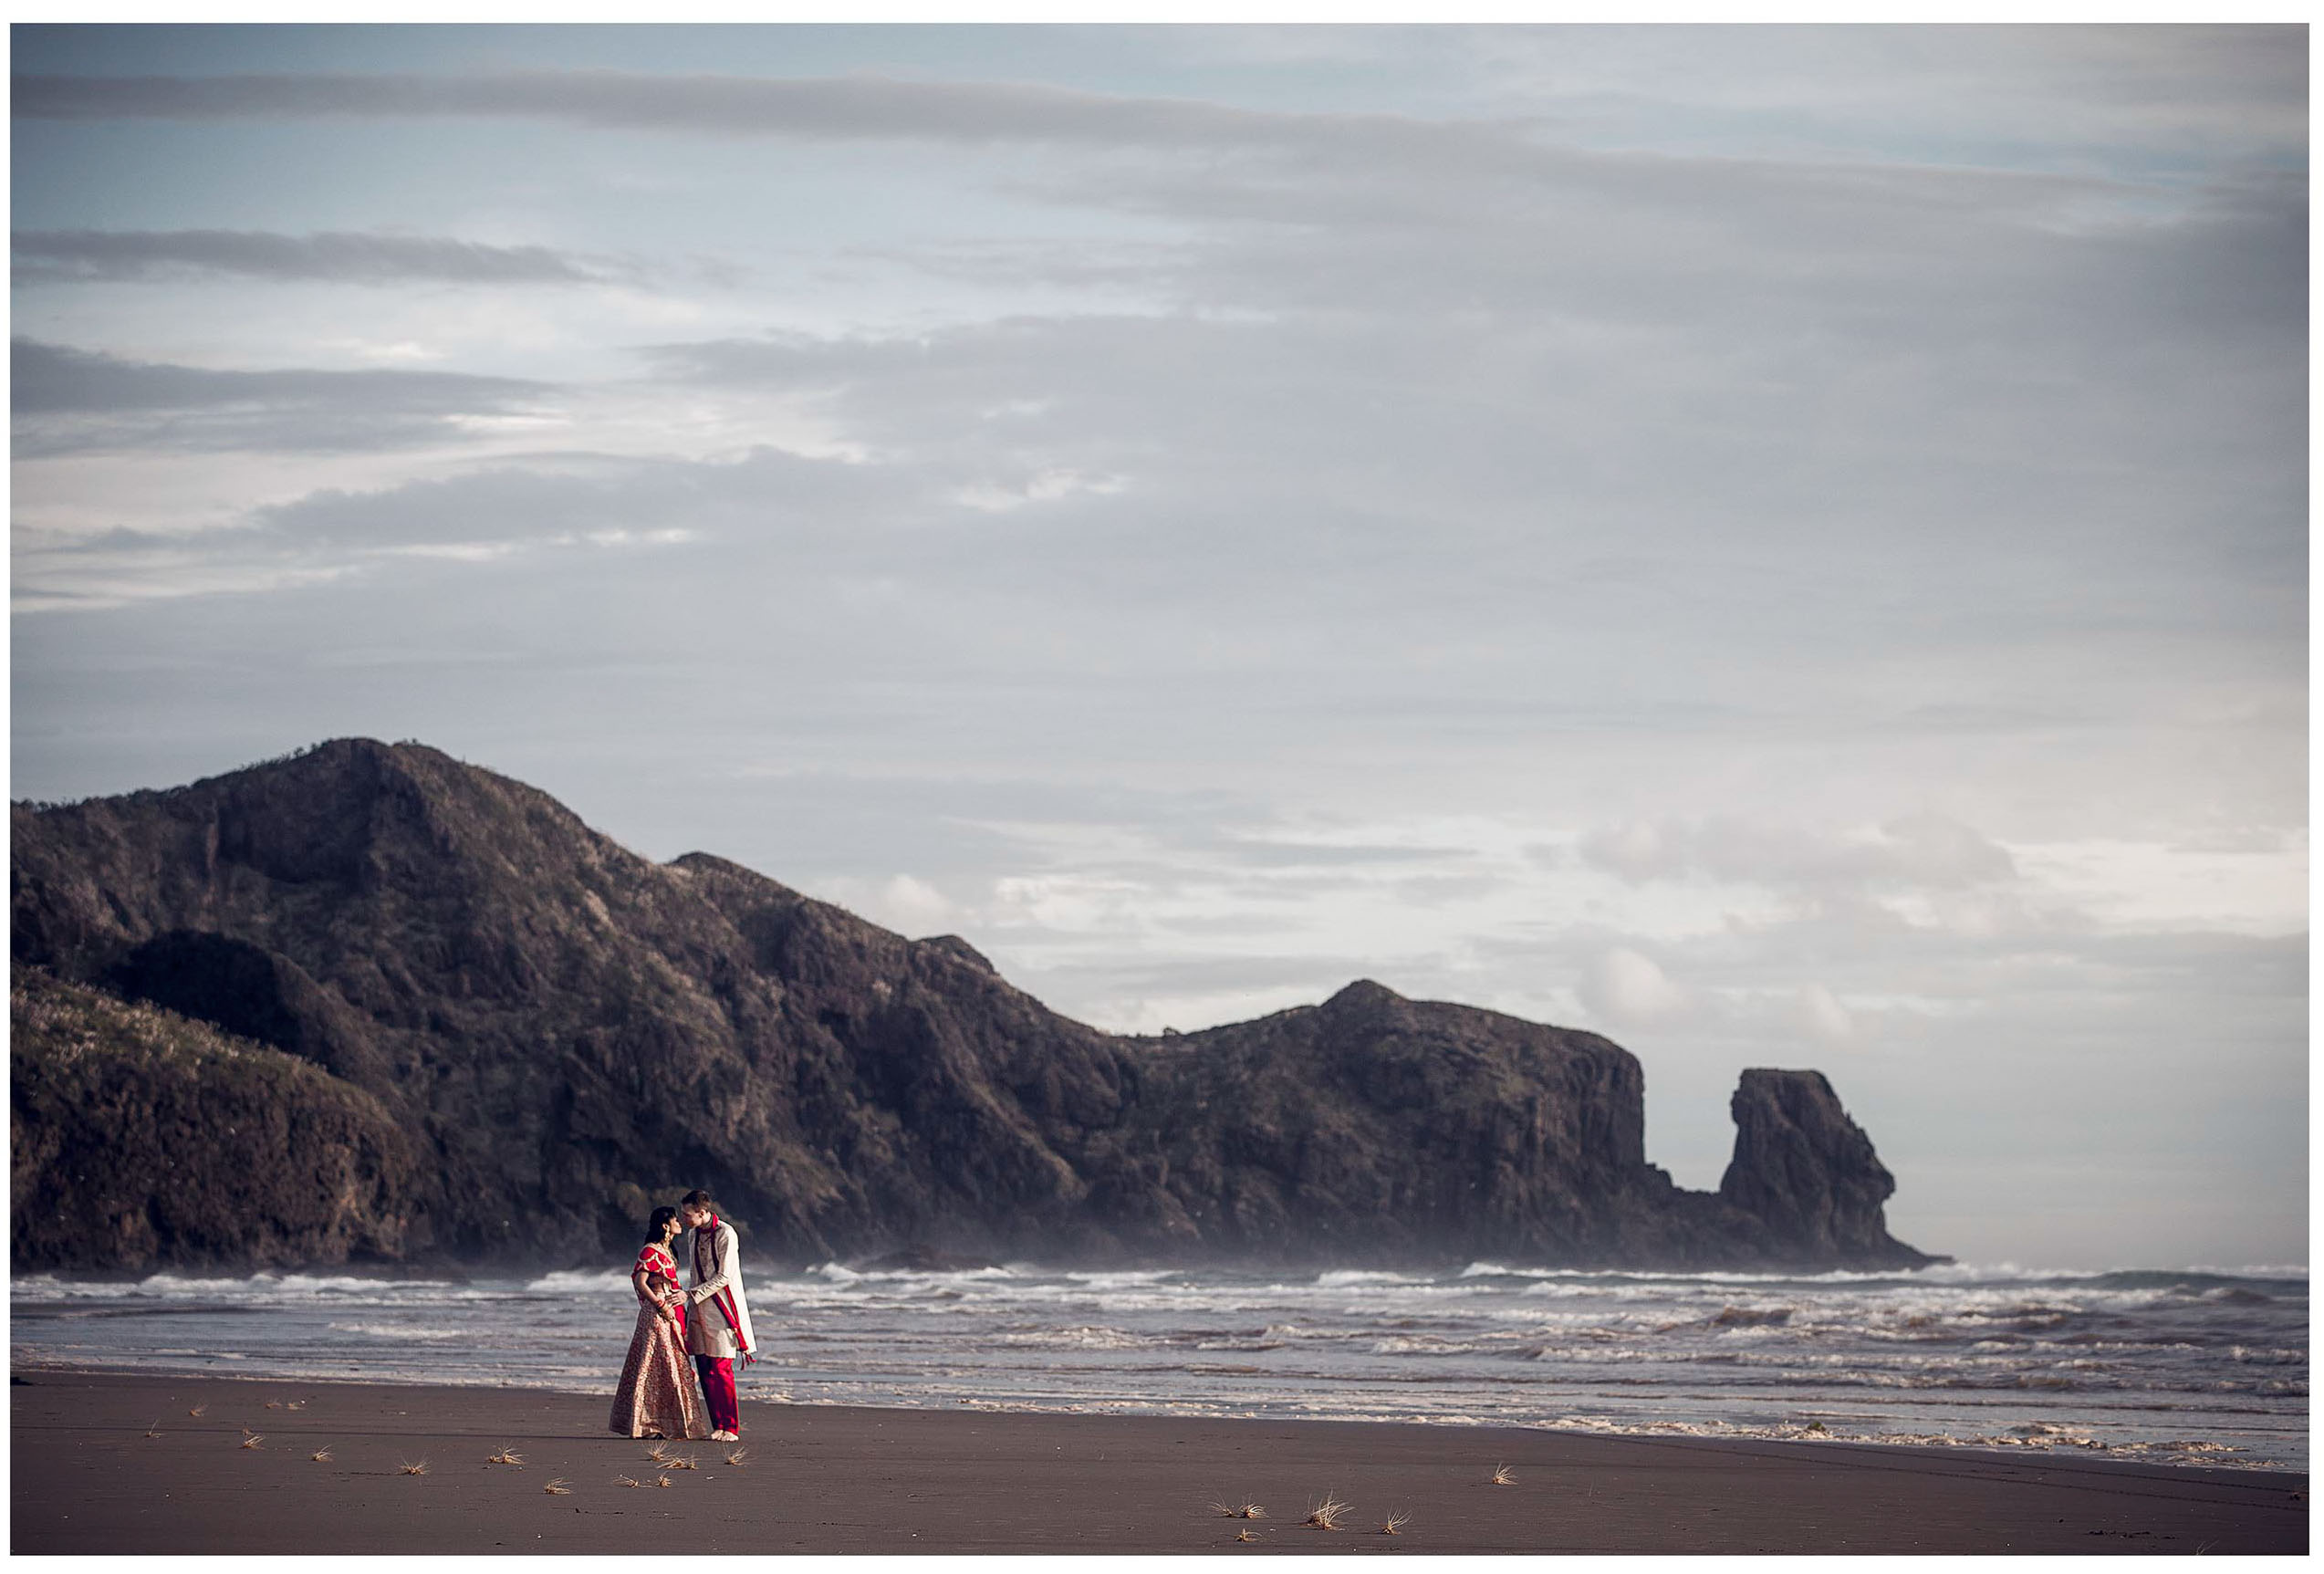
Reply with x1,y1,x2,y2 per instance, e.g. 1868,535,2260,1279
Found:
9,1367,2306,1555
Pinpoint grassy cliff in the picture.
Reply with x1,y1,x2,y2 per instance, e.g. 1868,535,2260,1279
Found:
11,966,416,1269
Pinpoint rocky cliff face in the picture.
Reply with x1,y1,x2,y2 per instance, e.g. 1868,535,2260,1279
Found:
11,739,1939,1272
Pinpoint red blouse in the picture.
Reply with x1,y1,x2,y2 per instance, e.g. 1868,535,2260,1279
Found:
635,1244,680,1297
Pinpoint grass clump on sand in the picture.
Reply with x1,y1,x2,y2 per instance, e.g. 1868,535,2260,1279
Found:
486,1446,524,1465
1210,1500,1265,1520
1491,1463,1516,1485
1304,1495,1350,1531
544,1479,572,1496
399,1461,430,1476
1380,1511,1411,1535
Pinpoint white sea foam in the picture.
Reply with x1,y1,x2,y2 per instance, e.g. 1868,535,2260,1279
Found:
997,1326,1154,1351
1315,1269,1425,1287
525,1269,630,1294
1062,1270,1176,1288
326,1322,467,1341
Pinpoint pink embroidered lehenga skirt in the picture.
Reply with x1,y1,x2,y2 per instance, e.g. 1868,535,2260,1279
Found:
609,1300,710,1439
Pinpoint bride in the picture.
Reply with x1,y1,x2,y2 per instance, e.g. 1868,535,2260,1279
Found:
608,1206,710,1440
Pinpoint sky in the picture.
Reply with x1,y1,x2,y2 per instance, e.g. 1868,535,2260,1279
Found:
9,24,2308,1269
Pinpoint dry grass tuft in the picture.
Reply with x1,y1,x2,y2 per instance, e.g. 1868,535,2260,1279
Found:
1381,1511,1411,1536
310,1447,334,1463
399,1460,430,1476
724,1445,749,1466
144,1420,163,1439
616,1475,645,1489
287,1401,307,1412
486,1446,525,1465
265,1400,281,1410
669,1454,700,1471
240,1433,265,1450
1234,1529,1258,1543
642,1442,673,1464
1490,1463,1516,1486
1210,1500,1266,1520
544,1479,572,1496
655,1474,674,1489
188,1403,206,1417
1304,1495,1351,1531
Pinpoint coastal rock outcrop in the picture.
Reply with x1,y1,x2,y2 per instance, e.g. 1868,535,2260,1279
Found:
1719,1068,1921,1266
11,739,1939,1272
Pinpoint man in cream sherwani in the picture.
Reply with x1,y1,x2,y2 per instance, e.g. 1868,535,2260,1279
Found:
677,1189,755,1442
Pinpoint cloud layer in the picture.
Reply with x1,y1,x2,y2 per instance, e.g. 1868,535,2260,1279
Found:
14,228,615,286
12,337,559,455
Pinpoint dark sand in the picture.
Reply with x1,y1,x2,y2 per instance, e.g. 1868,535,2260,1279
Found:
10,1369,2306,1555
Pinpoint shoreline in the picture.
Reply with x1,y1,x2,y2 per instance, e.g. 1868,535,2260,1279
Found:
9,1357,2301,1475
9,1354,2305,1476
13,1367,2307,1554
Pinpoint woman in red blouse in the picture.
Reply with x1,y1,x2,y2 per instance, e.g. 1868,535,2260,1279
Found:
609,1206,712,1439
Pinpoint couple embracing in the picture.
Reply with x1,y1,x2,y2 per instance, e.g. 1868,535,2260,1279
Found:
609,1190,755,1442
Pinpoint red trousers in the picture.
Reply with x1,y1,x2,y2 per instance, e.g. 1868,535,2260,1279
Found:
693,1355,738,1433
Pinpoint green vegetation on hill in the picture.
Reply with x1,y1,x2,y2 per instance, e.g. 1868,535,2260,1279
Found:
11,966,415,1270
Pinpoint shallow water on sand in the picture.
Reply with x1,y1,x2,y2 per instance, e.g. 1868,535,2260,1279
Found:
13,1261,2307,1470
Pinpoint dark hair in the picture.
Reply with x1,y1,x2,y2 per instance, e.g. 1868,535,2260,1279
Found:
679,1190,716,1212
644,1205,680,1244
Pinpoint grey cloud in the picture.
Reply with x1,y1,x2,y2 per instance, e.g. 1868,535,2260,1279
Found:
1003,951,1423,1015
10,69,1314,149
250,445,877,547
17,28,2303,177
12,337,558,455
13,228,616,286
1473,904,2307,1027
1210,839,1470,869
629,289,2277,673
1578,813,2018,891
13,444,896,612
4,65,2236,256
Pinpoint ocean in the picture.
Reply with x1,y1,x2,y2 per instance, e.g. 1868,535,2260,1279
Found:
12,1260,2307,1470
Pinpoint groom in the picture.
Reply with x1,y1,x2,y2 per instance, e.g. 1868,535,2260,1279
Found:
677,1189,755,1443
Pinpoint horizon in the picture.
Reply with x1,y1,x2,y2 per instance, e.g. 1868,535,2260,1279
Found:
9,25,2308,1272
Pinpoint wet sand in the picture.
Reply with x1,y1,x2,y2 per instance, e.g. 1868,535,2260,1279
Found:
10,1368,2307,1555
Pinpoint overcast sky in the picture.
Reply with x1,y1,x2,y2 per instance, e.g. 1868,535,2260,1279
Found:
10,25,2307,1269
